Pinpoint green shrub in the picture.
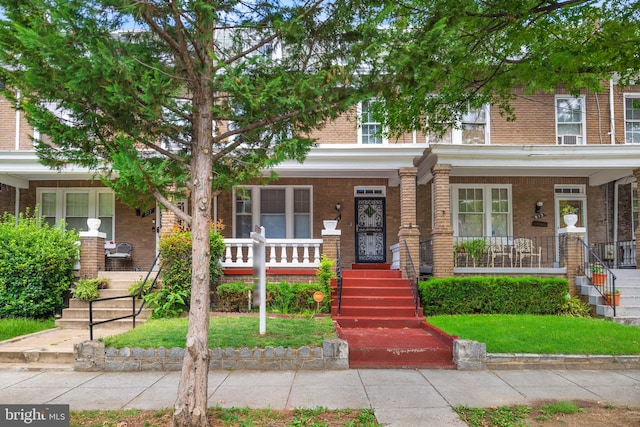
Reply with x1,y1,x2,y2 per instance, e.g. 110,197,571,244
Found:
216,282,252,312
215,281,330,314
419,276,569,315
71,278,101,300
127,279,155,296
0,211,79,318
148,228,225,317
316,255,335,288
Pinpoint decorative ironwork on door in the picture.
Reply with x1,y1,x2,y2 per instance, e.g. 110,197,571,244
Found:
355,197,386,263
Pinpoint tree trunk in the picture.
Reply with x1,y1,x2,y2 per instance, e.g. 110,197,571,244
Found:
172,94,214,427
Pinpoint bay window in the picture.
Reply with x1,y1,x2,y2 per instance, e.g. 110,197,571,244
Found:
234,186,312,238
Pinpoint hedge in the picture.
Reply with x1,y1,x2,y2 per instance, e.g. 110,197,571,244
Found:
0,212,78,318
419,276,568,315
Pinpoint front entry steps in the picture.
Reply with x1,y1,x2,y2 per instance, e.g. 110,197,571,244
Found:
580,268,640,326
332,267,456,369
55,271,154,330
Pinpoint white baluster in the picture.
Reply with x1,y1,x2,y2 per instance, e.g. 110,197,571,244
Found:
234,245,243,266
291,243,299,264
224,244,232,265
269,243,277,265
247,243,253,265
280,243,287,265
313,243,320,265
303,244,310,264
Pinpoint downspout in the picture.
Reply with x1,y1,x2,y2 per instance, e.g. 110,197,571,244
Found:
14,90,20,150
610,78,615,144
14,188,19,219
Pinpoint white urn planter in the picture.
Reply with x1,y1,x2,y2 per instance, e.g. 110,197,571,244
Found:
87,218,102,231
563,214,578,228
323,220,338,230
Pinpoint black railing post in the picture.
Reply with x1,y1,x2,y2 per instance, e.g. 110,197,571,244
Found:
335,241,342,316
89,299,94,341
403,240,420,316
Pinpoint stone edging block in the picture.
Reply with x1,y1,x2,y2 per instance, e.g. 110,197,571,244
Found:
74,338,348,372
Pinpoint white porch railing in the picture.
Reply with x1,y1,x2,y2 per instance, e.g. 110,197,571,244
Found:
221,239,323,268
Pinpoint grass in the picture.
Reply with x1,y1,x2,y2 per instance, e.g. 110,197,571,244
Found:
70,406,380,426
102,315,337,349
0,317,55,341
429,314,640,354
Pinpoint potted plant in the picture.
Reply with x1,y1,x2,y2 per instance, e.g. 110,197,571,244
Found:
590,263,606,286
604,289,621,306
463,239,486,267
560,203,579,228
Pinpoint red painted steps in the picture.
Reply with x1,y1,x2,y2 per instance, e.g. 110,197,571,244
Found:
332,265,456,369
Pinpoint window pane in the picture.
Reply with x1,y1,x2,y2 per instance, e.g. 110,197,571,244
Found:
294,214,311,238
459,214,483,237
66,193,89,217
556,98,582,123
261,215,285,238
491,188,509,213
461,124,485,144
491,213,508,236
361,100,382,144
235,215,252,238
98,217,113,240
293,189,310,213
626,98,640,120
41,193,57,217
65,217,87,232
98,193,114,216
261,189,285,214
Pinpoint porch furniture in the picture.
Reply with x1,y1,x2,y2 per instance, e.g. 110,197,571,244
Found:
488,243,513,267
105,242,133,271
513,238,541,268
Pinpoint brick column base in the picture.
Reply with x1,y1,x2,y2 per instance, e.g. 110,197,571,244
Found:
79,233,106,278
559,227,586,296
321,230,341,274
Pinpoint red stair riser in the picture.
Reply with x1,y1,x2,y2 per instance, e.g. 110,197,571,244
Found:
341,278,409,287
343,270,401,278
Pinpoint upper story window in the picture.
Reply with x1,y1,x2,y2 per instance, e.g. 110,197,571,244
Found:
556,96,585,145
37,188,115,240
234,186,312,239
358,99,385,144
624,94,640,144
428,104,490,145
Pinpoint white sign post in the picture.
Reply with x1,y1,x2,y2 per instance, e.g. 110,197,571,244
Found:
251,226,266,335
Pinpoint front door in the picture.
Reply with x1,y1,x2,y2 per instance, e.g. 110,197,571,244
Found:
355,197,386,263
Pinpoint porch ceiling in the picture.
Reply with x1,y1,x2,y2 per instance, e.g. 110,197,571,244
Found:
416,144,640,186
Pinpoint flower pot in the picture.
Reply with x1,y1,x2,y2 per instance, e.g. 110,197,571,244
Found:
87,218,101,231
604,292,620,307
323,220,338,230
591,272,606,286
563,214,578,228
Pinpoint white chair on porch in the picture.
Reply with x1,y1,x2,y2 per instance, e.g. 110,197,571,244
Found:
513,238,541,268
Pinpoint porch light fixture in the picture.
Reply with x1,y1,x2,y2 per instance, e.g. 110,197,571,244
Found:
335,203,342,222
535,201,543,214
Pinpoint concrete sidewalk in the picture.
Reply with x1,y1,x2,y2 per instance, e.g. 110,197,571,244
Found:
0,368,638,426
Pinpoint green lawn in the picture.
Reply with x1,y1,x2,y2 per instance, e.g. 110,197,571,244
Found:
0,318,55,341
429,314,640,355
102,315,337,349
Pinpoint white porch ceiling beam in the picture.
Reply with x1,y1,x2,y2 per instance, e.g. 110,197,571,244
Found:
0,174,28,189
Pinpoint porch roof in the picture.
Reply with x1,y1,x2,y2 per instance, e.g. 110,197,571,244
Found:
416,144,640,186
0,151,96,189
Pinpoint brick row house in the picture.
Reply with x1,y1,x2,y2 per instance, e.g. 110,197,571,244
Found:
2,81,640,289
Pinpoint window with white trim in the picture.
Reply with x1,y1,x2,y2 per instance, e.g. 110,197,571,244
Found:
428,104,490,145
451,184,512,237
555,96,585,145
624,94,640,144
37,188,115,240
358,99,385,144
233,186,312,238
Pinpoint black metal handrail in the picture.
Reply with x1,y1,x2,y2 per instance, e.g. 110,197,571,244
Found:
403,240,420,316
577,238,617,317
89,253,162,340
335,241,343,316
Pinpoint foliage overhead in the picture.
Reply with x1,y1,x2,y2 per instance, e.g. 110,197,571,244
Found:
0,0,375,218
365,0,640,136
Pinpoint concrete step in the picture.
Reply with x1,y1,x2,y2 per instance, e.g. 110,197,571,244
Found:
69,298,146,309
55,318,147,329
60,307,152,320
